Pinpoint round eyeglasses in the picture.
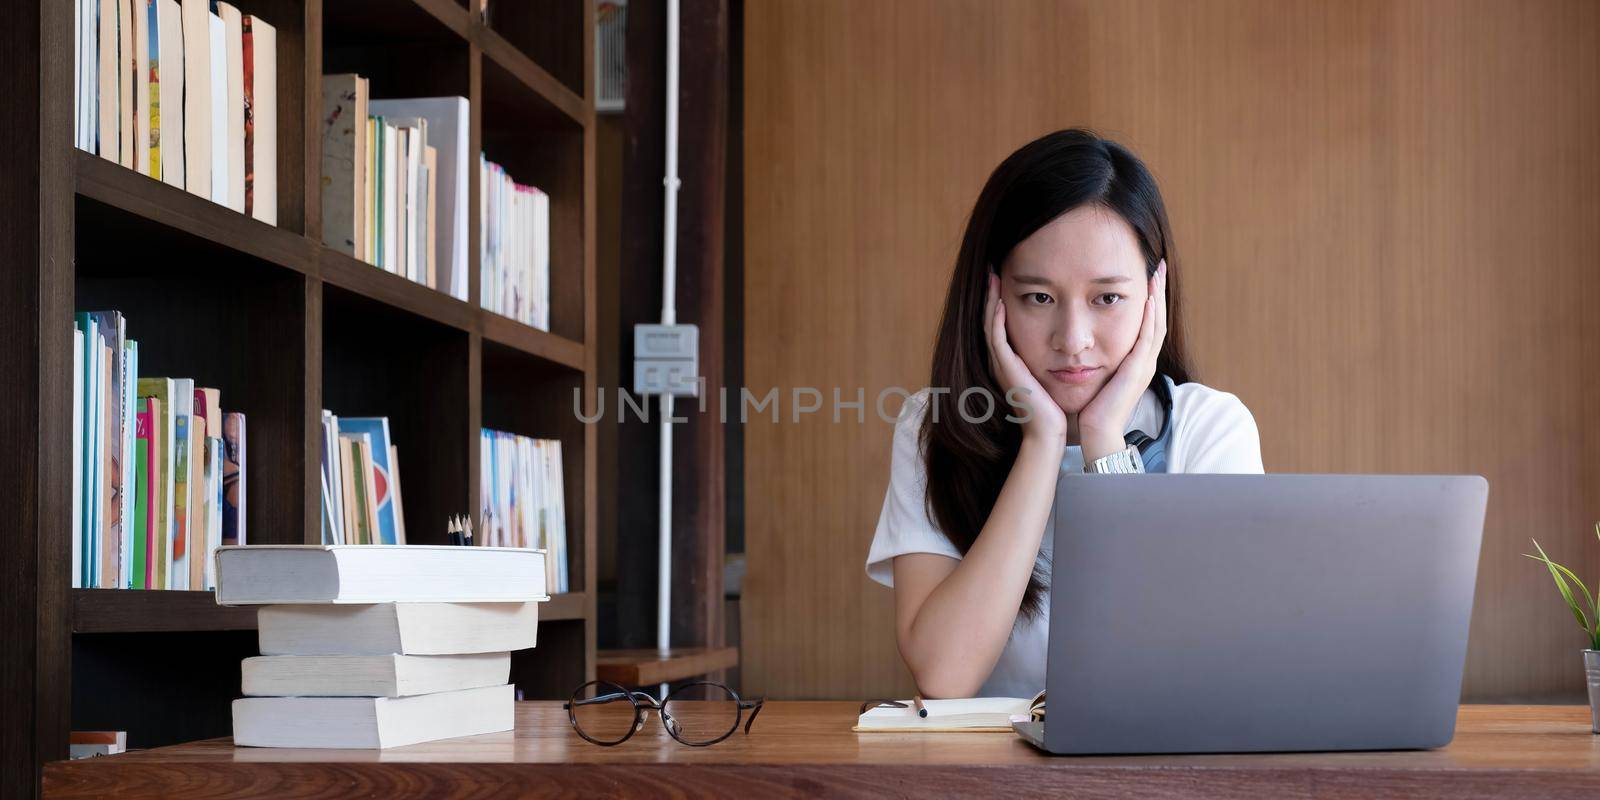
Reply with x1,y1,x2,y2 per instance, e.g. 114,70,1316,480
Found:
564,680,765,747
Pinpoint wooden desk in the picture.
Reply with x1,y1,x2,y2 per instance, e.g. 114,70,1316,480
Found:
42,702,1600,798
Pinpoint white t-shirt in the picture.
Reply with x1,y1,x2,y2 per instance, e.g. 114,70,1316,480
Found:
864,380,1265,697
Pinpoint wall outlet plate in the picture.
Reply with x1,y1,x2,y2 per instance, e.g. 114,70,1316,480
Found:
633,323,700,397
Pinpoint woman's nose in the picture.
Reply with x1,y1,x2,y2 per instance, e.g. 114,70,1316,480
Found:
1050,310,1094,354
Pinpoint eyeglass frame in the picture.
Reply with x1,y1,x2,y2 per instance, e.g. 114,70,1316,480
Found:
563,679,766,747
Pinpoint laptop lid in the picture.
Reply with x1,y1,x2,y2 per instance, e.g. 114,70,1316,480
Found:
1042,474,1487,754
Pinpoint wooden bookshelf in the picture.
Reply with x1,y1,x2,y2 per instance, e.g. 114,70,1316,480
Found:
2,0,599,786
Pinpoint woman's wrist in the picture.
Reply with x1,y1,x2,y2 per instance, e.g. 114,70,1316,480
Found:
1018,431,1066,463
1079,430,1126,464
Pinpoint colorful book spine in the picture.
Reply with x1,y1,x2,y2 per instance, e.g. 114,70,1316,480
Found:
132,401,151,589
222,412,245,546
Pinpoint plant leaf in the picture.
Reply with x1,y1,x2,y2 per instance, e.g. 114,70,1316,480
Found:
1530,542,1591,634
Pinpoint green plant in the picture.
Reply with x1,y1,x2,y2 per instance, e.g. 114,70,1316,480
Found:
1523,523,1600,651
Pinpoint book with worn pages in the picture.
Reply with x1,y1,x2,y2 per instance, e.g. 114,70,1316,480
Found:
213,545,548,605
853,694,1046,733
257,601,539,655
242,652,509,697
232,683,513,748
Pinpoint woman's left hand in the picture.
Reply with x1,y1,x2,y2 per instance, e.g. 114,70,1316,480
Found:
1077,259,1167,460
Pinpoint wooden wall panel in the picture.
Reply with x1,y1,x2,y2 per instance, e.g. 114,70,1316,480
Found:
742,0,1600,701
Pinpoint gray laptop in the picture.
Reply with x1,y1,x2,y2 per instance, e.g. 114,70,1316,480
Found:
1015,474,1488,755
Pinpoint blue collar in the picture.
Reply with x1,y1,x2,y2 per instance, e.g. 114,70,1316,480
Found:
1124,374,1175,471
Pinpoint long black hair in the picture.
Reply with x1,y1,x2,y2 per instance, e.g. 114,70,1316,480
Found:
923,128,1196,618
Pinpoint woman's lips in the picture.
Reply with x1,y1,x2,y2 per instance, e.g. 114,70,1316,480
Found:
1048,367,1101,385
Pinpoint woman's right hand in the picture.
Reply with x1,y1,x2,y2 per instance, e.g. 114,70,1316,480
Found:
985,271,1068,446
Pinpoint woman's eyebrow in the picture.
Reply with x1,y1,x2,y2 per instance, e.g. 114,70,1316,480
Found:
1011,274,1134,286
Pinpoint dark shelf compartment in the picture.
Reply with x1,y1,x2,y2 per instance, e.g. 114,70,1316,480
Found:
322,283,472,548
480,66,587,345
481,0,587,100
481,340,587,595
511,618,587,699
324,0,471,103
75,151,314,275
73,223,312,548
71,590,258,633
325,0,470,47
542,592,588,621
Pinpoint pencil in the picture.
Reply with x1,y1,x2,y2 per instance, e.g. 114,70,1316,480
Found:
913,695,927,718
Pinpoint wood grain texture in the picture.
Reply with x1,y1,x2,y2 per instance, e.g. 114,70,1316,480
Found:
742,0,1600,701
71,591,257,634
597,646,740,686
41,703,1600,799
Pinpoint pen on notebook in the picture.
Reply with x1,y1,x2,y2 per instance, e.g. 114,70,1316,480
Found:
913,695,927,718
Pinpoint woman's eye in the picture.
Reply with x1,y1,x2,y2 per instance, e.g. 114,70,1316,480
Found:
1096,293,1125,306
1026,292,1053,305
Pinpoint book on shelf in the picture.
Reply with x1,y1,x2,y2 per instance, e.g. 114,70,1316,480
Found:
479,429,567,593
71,329,83,589
369,96,471,300
257,601,540,656
321,84,470,300
242,652,511,698
71,312,246,591
242,13,276,224
320,74,369,260
321,411,410,546
157,0,184,189
213,545,550,605
232,684,514,749
72,0,277,220
479,155,550,330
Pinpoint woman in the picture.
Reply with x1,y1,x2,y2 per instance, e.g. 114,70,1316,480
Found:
865,129,1264,699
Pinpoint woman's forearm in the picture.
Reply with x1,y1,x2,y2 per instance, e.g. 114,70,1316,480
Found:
899,437,1063,697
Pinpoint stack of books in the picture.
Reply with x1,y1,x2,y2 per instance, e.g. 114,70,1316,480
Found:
217,544,548,749
479,155,551,330
73,311,246,591
73,0,278,224
318,77,470,301
319,412,408,546
479,429,567,593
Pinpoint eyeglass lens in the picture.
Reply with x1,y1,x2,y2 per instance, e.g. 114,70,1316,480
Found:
568,681,640,746
661,682,741,746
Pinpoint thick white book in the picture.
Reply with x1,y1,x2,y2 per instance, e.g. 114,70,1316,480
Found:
214,545,549,605
367,97,470,300
232,683,513,749
207,11,227,205
181,0,211,197
258,601,539,656
97,0,118,162
156,0,184,188
244,14,276,225
242,652,510,697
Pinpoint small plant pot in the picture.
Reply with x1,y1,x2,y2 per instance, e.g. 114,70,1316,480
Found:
1587,650,1600,734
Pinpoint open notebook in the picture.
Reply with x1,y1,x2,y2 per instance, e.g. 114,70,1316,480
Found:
853,692,1046,733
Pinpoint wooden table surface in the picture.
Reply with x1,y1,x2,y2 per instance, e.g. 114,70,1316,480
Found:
42,702,1600,798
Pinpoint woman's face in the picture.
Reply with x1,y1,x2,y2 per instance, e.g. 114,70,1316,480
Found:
998,204,1151,415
